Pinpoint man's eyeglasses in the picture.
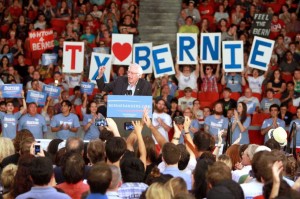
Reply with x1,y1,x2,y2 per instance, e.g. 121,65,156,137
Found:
127,71,138,75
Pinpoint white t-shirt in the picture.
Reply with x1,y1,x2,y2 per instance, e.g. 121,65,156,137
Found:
178,97,196,111
152,112,172,143
247,76,265,94
177,72,198,91
240,178,263,199
232,165,252,182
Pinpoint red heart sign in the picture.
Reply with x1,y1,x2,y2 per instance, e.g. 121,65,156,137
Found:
112,42,132,62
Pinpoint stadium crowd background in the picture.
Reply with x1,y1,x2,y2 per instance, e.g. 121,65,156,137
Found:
0,0,300,198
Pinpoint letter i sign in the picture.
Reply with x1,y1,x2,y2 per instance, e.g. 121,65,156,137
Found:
63,42,85,73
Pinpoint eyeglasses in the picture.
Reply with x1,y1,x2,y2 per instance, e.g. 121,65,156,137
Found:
206,68,212,70
127,71,138,75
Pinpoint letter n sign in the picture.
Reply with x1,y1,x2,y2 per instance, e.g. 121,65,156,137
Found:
63,42,84,73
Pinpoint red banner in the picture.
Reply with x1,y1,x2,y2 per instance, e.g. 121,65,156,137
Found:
29,29,54,52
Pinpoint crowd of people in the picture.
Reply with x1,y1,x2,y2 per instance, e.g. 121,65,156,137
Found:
0,0,300,198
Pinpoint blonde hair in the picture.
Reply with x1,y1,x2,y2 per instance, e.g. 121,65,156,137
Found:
0,137,15,162
165,177,188,197
217,154,233,170
1,164,18,188
146,182,172,199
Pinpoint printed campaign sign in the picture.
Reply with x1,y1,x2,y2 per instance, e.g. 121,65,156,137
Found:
0,53,13,63
26,90,47,106
29,29,54,51
111,34,133,65
152,44,175,78
89,52,112,84
222,41,244,72
248,36,275,71
177,33,198,65
42,85,61,99
107,95,152,118
1,84,23,98
251,13,272,38
133,43,153,74
80,82,95,95
63,42,84,73
93,47,110,54
200,33,221,64
41,53,58,65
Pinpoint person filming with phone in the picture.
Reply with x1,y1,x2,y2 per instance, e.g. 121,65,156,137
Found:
96,63,152,96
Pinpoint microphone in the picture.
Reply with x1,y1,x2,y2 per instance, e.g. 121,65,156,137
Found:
126,90,132,95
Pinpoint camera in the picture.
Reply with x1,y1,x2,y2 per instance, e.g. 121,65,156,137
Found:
174,116,185,125
124,122,134,131
34,144,41,155
95,118,107,126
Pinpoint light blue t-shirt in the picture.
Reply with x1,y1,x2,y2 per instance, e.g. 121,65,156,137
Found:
18,114,47,139
205,115,229,142
260,98,281,112
231,116,251,144
179,119,200,143
0,111,22,139
261,118,286,143
82,113,101,140
225,74,242,92
50,113,80,140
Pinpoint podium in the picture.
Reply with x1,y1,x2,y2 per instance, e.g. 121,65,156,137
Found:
107,95,153,137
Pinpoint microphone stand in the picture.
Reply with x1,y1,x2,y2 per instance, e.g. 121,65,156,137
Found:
223,120,232,154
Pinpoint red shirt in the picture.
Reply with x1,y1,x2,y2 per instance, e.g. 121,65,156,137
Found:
56,181,89,199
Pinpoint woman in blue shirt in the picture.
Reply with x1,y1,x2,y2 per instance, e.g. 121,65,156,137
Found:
231,102,251,144
82,94,103,140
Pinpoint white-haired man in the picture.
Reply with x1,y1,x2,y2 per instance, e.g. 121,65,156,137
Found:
96,63,152,96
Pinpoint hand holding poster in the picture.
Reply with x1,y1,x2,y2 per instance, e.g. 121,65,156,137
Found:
200,33,221,64
248,36,274,71
80,82,95,95
89,52,112,84
26,90,47,106
29,29,54,51
177,33,198,65
63,42,85,73
42,54,58,65
42,85,61,99
1,84,23,98
111,34,133,65
133,43,153,74
222,41,244,72
152,44,175,78
251,13,272,38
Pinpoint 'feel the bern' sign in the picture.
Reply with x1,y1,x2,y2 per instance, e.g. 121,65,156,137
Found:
251,13,272,38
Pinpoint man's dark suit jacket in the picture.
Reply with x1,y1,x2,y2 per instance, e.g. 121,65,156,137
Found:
96,76,152,96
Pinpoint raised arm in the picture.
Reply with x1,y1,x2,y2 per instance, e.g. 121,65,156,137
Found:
200,62,205,79
221,69,226,85
194,57,200,78
215,63,221,80
106,118,121,137
175,58,180,78
20,90,27,114
143,113,167,148
132,120,147,169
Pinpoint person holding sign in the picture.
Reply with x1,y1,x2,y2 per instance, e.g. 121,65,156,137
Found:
0,91,26,139
245,65,270,94
96,63,152,96
175,57,199,92
50,100,81,140
200,62,220,92
18,102,47,139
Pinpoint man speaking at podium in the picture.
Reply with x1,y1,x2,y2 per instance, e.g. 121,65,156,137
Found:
96,63,152,96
